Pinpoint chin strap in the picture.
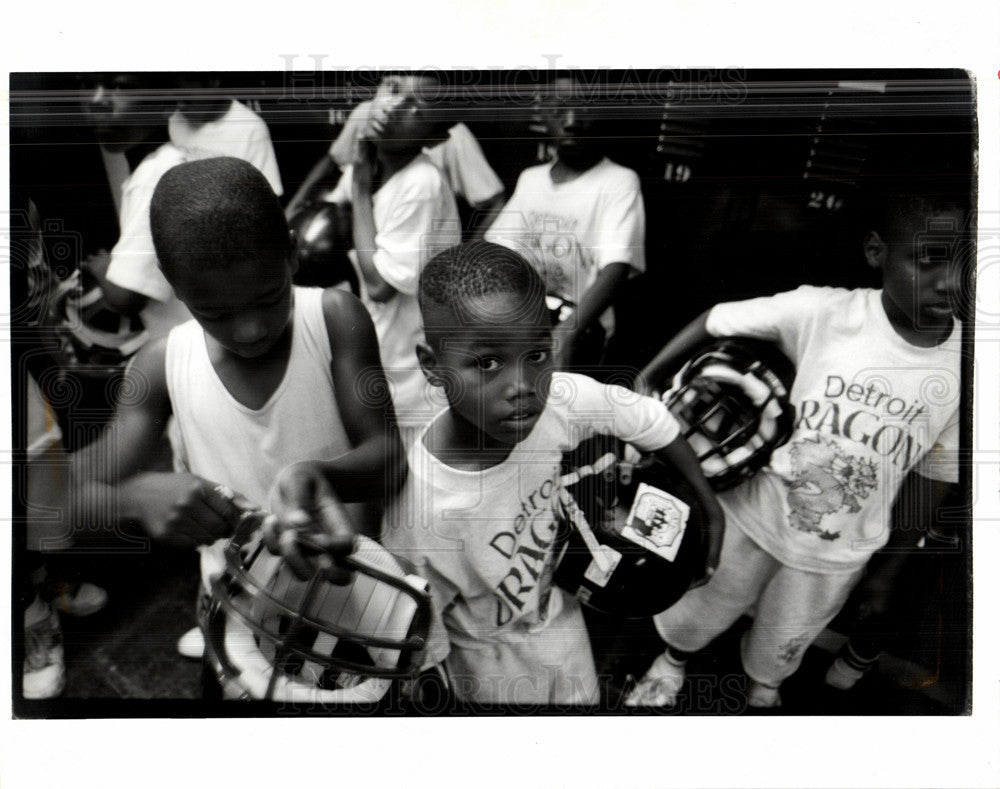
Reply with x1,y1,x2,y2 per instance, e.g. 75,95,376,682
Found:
557,451,620,574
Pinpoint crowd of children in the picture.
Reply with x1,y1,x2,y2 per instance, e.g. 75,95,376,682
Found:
15,71,969,710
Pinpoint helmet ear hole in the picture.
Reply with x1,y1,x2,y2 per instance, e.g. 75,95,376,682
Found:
666,339,795,491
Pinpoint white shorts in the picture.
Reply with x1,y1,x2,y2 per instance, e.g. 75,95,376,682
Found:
652,525,863,687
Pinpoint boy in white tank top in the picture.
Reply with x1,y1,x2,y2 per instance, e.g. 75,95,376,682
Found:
70,158,403,677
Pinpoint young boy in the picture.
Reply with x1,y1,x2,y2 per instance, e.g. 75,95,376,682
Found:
484,74,646,370
83,73,194,341
285,74,504,235
284,241,723,705
70,158,401,668
319,74,461,433
626,185,966,709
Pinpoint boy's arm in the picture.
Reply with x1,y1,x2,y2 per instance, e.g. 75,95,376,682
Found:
70,339,240,548
467,191,506,241
856,471,956,618
349,145,396,302
273,289,405,539
553,262,629,369
635,310,713,396
284,154,338,220
651,434,725,580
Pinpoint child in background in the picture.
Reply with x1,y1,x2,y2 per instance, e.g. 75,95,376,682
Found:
70,158,401,670
485,73,646,370
168,75,284,197
282,242,722,704
285,74,504,236
626,182,966,709
83,73,194,341
319,74,461,435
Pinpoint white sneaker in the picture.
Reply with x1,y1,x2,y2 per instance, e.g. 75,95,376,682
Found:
623,652,686,707
746,680,782,708
23,602,66,699
177,627,205,659
49,581,109,617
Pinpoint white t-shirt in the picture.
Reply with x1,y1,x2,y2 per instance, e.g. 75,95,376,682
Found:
329,116,502,208
104,143,193,341
381,372,680,665
484,157,646,335
424,123,504,207
706,286,962,573
168,100,284,196
324,154,460,424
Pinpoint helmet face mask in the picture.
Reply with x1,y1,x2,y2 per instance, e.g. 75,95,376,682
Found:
202,515,432,704
52,268,149,377
665,339,795,491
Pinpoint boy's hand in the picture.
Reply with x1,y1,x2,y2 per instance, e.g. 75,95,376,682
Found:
271,462,358,583
124,472,244,548
692,504,725,587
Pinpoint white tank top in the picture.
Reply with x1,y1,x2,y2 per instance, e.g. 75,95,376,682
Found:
165,287,364,585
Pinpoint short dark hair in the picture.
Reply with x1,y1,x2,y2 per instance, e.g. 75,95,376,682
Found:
865,136,974,238
150,156,290,278
419,241,547,332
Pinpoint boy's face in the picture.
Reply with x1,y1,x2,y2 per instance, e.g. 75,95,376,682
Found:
421,290,555,449
82,74,162,152
169,255,294,359
541,77,601,167
376,75,443,152
874,205,964,334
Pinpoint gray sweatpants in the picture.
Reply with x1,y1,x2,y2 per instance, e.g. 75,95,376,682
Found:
652,525,863,687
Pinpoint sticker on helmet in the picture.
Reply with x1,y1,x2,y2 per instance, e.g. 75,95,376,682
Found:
622,482,691,562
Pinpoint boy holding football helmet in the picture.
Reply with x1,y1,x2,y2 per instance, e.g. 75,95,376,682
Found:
371,241,723,704
70,157,403,680
627,180,966,709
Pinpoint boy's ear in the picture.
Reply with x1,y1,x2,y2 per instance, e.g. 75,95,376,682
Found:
864,231,887,271
416,341,443,387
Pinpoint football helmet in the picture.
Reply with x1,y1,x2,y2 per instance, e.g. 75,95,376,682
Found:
553,435,707,619
287,201,357,292
51,267,149,375
664,339,795,491
201,507,432,703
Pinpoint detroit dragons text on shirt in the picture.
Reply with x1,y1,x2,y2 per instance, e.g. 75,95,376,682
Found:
488,468,562,627
797,374,931,473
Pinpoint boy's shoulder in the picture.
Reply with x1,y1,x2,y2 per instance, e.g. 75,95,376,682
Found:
125,143,188,195
123,332,173,406
392,153,452,195
750,284,868,316
587,156,640,187
545,371,639,415
317,285,372,336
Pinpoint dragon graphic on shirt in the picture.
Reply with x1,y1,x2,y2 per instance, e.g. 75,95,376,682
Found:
784,435,878,540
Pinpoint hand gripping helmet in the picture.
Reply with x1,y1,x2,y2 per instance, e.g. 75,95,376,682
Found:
553,435,708,619
663,339,795,491
201,509,432,704
51,268,149,375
